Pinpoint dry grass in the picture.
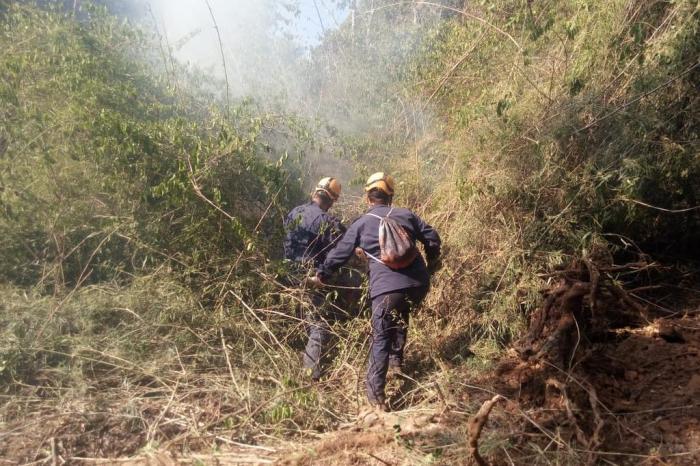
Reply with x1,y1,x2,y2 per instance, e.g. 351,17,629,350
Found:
2,0,699,464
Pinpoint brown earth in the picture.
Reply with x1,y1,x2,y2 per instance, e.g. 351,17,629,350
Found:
482,258,700,465
487,314,700,465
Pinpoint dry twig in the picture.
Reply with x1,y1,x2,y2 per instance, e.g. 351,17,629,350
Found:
468,395,504,466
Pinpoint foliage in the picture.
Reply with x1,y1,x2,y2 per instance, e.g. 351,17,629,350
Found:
308,0,700,345
1,0,699,462
0,2,309,291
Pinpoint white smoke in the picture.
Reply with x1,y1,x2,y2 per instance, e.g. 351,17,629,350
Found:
144,0,346,101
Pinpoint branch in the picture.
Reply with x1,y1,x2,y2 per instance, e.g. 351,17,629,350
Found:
618,196,700,214
468,395,505,466
576,60,700,133
365,2,522,51
312,0,327,35
422,30,486,109
417,1,522,50
186,155,238,222
204,0,230,116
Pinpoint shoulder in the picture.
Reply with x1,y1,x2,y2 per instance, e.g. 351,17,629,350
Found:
344,214,367,231
302,202,324,219
392,206,413,216
319,209,339,220
392,207,426,229
288,203,309,214
318,211,342,226
285,205,303,221
389,206,416,220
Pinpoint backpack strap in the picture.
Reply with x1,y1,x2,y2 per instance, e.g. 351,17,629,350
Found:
365,208,394,219
364,250,384,264
362,208,396,265
362,212,384,265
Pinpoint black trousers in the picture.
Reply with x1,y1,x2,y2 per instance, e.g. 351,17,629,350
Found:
302,290,331,380
366,286,427,403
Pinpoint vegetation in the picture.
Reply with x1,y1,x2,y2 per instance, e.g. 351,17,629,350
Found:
1,0,699,463
0,1,329,454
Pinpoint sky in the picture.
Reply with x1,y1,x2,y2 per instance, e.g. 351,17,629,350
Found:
296,0,348,45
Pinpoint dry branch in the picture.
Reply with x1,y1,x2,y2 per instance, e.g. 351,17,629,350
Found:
468,395,504,466
203,0,230,115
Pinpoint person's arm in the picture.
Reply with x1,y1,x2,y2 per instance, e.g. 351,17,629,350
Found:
316,220,361,280
411,213,441,266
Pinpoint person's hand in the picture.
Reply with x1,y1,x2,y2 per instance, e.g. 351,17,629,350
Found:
307,273,324,288
355,247,367,261
427,257,442,274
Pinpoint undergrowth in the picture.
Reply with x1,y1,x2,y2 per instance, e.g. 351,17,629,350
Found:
1,0,699,463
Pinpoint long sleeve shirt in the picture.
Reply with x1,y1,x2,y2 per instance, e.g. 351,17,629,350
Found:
317,204,441,298
283,201,346,267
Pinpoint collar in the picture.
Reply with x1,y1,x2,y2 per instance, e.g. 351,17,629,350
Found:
308,200,328,212
367,204,390,212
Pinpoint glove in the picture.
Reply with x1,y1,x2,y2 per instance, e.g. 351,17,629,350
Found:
427,257,442,274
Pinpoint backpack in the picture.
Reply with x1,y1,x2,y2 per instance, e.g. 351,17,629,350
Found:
365,209,418,270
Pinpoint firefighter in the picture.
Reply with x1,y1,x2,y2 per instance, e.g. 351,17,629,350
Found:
283,177,345,381
315,172,441,410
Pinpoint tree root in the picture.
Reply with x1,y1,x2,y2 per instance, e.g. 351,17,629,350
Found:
542,375,606,465
504,258,654,458
517,259,649,366
468,395,504,466
583,380,604,463
546,378,588,446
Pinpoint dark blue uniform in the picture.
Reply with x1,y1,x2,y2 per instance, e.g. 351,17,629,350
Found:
284,201,345,380
317,204,441,403
284,202,345,267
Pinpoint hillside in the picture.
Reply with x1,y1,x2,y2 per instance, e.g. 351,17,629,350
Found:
1,0,699,464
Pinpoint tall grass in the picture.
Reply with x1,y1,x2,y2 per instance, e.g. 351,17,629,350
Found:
366,0,700,353
1,0,699,462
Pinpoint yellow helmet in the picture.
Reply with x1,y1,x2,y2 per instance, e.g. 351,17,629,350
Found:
315,177,341,201
364,172,395,196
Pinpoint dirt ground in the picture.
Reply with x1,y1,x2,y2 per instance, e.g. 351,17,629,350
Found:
257,308,700,466
590,315,700,464
488,313,700,465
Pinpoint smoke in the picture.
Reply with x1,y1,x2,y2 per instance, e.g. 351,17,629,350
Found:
32,0,454,204
141,0,345,103
132,0,450,196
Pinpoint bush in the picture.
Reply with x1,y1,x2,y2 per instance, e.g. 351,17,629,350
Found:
0,2,307,291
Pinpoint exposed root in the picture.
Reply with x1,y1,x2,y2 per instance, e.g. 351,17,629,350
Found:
492,258,670,461
583,380,604,461
467,395,504,466
517,259,649,367
546,378,588,446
